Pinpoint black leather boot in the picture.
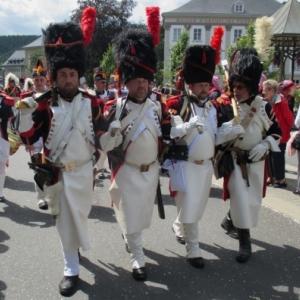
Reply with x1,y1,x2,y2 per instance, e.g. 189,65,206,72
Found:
236,229,252,263
59,275,79,296
221,210,238,239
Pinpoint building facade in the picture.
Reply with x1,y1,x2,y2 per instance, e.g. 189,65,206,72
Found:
162,0,282,80
1,36,44,84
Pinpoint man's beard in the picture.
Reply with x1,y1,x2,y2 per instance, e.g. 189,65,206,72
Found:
198,92,208,100
58,86,78,99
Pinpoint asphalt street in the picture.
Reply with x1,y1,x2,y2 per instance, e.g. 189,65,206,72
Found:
0,145,299,300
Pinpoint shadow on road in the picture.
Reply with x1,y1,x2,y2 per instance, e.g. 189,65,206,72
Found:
4,176,35,192
59,237,300,299
0,199,55,228
88,205,117,223
0,280,7,300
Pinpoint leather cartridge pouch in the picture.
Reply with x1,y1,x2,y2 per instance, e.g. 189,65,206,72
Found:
160,140,189,164
213,147,234,180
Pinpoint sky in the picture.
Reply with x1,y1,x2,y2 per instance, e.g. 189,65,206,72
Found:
0,0,287,36
0,0,187,36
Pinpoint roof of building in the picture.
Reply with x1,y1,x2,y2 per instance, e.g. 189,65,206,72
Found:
272,0,300,35
163,0,282,16
2,50,25,67
23,36,43,48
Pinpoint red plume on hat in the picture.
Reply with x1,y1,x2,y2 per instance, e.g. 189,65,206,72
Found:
81,6,97,46
146,6,160,47
210,26,225,65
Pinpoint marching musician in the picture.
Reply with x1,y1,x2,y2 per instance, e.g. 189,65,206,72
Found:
20,59,49,210
4,73,21,99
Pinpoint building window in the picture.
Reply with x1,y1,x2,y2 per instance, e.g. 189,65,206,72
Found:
269,63,279,72
193,28,202,41
230,26,245,44
173,28,181,42
190,25,205,44
234,2,244,13
294,61,300,72
234,29,243,41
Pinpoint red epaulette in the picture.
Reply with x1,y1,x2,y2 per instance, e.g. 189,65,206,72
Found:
152,90,162,102
166,95,181,110
80,88,98,107
103,99,117,115
0,92,15,107
210,99,219,109
20,91,34,100
217,94,231,105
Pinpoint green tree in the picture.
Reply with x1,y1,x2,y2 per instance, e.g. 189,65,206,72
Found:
153,26,165,86
226,21,278,80
27,49,44,72
164,28,189,85
100,44,115,80
71,0,140,85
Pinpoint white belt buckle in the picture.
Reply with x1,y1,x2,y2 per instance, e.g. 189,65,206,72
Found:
65,161,76,172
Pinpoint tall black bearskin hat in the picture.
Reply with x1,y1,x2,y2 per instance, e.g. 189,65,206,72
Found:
182,45,216,84
43,7,96,81
113,7,160,87
178,26,224,88
32,59,47,77
113,28,157,84
229,47,263,95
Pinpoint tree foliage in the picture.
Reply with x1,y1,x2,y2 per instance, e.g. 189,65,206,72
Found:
164,28,189,85
71,0,142,85
226,22,277,80
27,49,44,72
0,35,39,64
100,44,115,79
154,26,165,86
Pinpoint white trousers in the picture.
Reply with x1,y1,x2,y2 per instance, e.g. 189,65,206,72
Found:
96,150,107,171
61,243,79,276
0,162,5,197
125,232,145,269
183,223,201,258
172,216,185,238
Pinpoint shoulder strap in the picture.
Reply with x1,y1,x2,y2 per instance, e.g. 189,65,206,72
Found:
240,96,263,130
122,99,152,150
48,98,82,162
115,97,123,120
180,96,189,117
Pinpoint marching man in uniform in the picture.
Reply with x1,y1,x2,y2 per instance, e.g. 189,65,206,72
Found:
216,48,281,263
93,67,110,179
162,27,225,269
162,44,219,269
99,7,162,281
16,8,102,296
0,92,14,202
20,59,49,210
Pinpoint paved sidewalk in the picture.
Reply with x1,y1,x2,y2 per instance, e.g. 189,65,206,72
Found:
212,163,300,223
